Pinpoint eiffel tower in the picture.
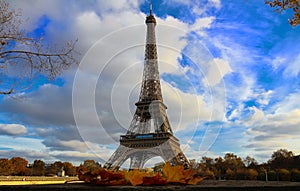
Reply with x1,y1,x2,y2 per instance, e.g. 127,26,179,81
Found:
103,4,189,171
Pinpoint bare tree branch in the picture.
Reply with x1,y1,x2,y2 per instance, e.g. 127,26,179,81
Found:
0,0,79,94
0,87,13,94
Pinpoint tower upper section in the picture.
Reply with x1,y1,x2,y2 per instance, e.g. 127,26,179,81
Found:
138,3,163,103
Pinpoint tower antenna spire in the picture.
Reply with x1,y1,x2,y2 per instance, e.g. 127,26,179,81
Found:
150,2,153,15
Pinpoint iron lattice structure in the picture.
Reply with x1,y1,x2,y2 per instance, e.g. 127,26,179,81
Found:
103,6,189,171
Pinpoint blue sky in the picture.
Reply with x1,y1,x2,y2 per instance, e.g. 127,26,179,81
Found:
0,0,300,166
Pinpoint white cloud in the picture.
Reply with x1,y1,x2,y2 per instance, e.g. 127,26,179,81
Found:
162,82,210,132
263,109,300,127
163,0,191,6
271,54,300,78
256,90,273,106
271,56,286,70
0,135,47,155
75,11,104,47
216,86,300,161
283,54,300,77
213,36,254,66
1,83,74,127
9,0,62,30
96,0,140,13
156,16,189,75
272,89,300,114
248,106,264,123
243,90,300,160
0,149,51,163
204,58,232,86
210,0,221,8
190,16,215,36
192,0,221,15
43,139,89,152
0,124,27,135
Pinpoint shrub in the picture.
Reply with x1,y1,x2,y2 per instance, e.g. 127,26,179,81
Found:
203,169,215,180
236,168,246,180
247,169,258,180
225,168,235,180
291,169,300,182
278,168,290,181
257,172,266,181
268,170,277,181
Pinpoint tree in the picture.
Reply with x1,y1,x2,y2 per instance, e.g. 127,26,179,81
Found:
291,169,300,182
10,157,28,175
268,149,294,169
63,162,76,176
278,168,291,181
236,168,247,180
201,157,214,168
225,168,235,180
81,160,101,172
294,155,300,167
32,159,45,176
203,168,215,179
0,158,13,175
223,153,245,171
244,156,258,168
246,169,258,180
46,161,64,175
0,0,78,94
214,157,225,179
267,170,277,181
265,0,300,26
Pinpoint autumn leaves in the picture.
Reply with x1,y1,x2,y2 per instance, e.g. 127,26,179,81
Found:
78,162,203,186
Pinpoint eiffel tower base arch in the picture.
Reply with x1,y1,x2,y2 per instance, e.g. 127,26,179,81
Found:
103,133,189,171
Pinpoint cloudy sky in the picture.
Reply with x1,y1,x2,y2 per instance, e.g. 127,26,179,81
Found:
1,0,300,166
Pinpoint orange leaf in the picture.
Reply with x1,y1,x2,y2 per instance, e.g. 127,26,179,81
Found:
142,172,168,185
187,176,203,185
162,162,204,185
92,167,125,181
78,171,97,183
80,162,203,186
125,169,148,186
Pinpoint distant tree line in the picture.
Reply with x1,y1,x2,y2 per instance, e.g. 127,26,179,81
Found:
191,149,300,182
0,157,76,176
0,157,102,177
0,149,299,182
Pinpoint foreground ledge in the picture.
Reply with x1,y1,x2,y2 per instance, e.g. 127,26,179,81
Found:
0,180,300,191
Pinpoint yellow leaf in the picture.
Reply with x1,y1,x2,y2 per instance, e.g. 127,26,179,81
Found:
162,162,186,184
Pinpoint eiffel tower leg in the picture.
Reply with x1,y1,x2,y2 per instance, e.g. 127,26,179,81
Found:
128,150,149,169
129,154,143,169
104,145,132,171
158,139,190,168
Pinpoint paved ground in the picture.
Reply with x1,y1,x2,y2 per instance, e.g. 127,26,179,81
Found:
0,180,300,191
